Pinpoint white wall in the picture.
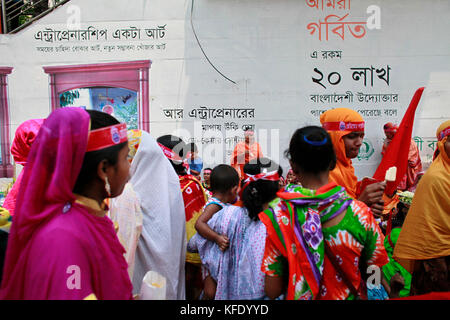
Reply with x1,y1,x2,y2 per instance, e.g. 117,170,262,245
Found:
0,0,449,179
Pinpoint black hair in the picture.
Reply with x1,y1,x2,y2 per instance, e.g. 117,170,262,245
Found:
285,126,336,174
188,142,198,153
210,164,240,193
73,110,127,194
391,202,409,229
241,157,283,221
203,167,212,172
157,134,187,175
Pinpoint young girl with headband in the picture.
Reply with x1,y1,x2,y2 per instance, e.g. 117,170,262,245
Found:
1,108,132,299
260,125,389,300
188,157,282,299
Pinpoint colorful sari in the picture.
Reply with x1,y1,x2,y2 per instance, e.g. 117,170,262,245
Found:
180,174,208,299
180,174,208,265
260,183,388,300
0,108,132,300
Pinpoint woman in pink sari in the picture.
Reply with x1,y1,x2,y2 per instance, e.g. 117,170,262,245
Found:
3,118,44,216
0,108,133,300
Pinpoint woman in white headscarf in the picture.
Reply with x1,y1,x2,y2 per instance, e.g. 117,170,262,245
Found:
112,129,187,299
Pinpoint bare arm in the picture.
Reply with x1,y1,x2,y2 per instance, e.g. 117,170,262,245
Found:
358,181,386,218
195,204,229,251
264,275,285,300
387,273,405,299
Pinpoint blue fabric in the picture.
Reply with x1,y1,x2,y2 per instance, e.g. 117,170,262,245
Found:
367,284,389,300
204,197,226,210
188,157,203,173
188,205,267,300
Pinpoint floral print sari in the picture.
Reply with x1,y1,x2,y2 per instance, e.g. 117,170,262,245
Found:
259,182,388,300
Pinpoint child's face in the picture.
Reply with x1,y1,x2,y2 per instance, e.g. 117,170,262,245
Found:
287,171,297,183
203,170,211,183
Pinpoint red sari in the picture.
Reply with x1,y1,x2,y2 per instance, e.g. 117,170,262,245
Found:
179,174,208,264
179,174,207,299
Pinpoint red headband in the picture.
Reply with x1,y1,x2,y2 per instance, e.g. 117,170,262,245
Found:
438,126,450,141
158,143,183,163
239,170,280,198
384,123,398,134
384,128,398,133
322,121,365,132
158,143,190,171
86,123,128,152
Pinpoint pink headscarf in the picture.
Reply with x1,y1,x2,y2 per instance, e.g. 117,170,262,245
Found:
10,119,45,165
0,107,132,299
3,119,44,215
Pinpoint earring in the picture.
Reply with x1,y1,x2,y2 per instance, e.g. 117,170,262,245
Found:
105,177,111,197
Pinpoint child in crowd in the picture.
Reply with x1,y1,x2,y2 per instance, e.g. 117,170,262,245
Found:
202,168,212,191
195,164,239,252
286,168,300,185
189,158,283,299
187,142,203,179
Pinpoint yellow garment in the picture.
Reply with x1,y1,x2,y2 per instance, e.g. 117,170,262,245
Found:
185,209,203,265
320,108,364,198
127,129,142,161
0,207,12,232
393,120,450,273
73,194,109,217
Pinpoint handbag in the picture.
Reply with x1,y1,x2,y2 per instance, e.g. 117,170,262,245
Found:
324,243,367,300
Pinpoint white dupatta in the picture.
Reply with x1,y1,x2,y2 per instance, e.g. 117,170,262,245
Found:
129,131,187,299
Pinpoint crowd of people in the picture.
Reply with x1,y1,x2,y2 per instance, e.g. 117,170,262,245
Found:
0,106,448,300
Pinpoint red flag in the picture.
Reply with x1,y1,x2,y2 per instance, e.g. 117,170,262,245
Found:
372,87,425,195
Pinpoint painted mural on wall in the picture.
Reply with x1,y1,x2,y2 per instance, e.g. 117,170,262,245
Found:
60,87,138,129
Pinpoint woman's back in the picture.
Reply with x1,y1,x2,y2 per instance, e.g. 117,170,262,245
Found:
261,184,388,300
189,204,267,299
320,199,387,299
